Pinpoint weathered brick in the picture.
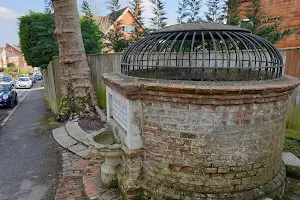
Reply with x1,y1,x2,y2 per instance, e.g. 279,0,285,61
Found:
205,168,218,174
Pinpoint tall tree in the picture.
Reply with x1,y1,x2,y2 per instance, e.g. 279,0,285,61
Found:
149,0,168,31
51,0,97,118
128,0,143,23
240,0,297,43
81,0,93,19
107,0,121,21
81,0,103,54
44,0,53,13
186,0,202,22
105,0,129,52
205,0,224,23
223,0,240,26
177,0,188,23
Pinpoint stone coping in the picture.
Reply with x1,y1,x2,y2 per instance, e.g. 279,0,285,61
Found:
103,73,299,104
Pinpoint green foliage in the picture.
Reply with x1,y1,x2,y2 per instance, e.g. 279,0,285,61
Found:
150,0,168,31
19,11,58,69
81,1,104,54
81,18,104,54
177,0,188,23
6,63,18,72
0,68,4,72
7,63,16,68
81,0,93,19
284,137,300,157
105,22,130,52
19,8,104,68
240,0,298,44
223,0,240,26
185,0,202,22
205,0,223,23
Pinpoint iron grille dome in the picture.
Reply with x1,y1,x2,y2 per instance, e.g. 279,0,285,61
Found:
121,22,284,81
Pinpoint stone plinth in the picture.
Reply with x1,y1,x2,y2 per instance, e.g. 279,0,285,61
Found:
103,73,299,200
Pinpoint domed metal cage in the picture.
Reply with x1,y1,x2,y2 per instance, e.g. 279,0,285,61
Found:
121,23,284,81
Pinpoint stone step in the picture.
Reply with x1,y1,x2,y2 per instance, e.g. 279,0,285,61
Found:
53,127,78,148
65,120,91,146
282,152,300,178
52,126,92,159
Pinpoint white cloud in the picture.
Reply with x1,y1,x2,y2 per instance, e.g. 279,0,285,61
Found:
0,7,21,21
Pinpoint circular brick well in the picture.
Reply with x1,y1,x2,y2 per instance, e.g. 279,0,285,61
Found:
103,74,299,200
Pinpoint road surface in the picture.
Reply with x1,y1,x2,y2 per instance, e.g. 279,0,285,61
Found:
0,81,62,200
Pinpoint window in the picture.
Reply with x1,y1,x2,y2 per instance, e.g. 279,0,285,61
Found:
121,25,136,33
0,84,10,92
18,77,29,81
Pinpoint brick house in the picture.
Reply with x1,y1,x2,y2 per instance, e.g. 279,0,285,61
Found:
0,47,20,68
94,7,145,51
238,0,300,48
4,43,27,68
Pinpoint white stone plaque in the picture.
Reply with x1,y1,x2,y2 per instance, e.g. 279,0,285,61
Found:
111,90,128,131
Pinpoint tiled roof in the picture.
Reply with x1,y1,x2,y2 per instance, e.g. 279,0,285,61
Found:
94,7,128,33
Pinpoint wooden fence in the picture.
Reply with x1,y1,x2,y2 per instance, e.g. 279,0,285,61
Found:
283,48,300,140
43,53,122,113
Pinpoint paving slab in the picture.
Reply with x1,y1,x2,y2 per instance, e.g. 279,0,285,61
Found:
282,152,300,178
68,143,88,153
53,127,78,148
77,148,92,159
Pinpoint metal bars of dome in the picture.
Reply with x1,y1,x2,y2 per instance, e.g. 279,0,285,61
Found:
121,30,284,81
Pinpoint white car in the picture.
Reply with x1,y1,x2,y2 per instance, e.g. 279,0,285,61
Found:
16,77,32,89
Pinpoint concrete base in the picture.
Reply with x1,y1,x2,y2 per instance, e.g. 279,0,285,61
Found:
282,152,300,178
101,163,118,188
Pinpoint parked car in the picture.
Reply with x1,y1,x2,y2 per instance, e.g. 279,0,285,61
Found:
29,76,36,84
16,77,32,89
0,83,17,108
34,74,42,80
1,76,15,87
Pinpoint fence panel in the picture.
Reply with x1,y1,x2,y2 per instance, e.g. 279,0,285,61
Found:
285,48,300,78
88,53,122,108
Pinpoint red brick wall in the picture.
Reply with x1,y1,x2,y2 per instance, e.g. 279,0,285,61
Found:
5,44,25,68
7,57,19,66
239,0,300,48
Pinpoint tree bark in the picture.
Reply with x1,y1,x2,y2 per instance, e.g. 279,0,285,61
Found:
52,0,96,118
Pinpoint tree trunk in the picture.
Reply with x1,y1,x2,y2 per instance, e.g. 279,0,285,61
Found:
52,0,96,119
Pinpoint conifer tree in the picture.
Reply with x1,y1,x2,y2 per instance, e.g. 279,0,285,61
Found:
185,0,202,22
149,0,168,31
129,0,143,23
177,0,188,23
241,0,297,43
205,0,224,23
223,0,240,26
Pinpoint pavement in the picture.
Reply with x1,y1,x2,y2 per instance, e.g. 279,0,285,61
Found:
0,81,62,200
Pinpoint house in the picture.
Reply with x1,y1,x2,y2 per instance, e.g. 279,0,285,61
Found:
94,7,145,51
238,0,300,48
4,43,27,68
0,47,20,68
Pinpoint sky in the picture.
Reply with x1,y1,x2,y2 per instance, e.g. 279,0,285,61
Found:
0,0,209,47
